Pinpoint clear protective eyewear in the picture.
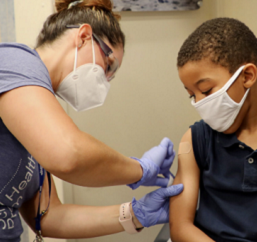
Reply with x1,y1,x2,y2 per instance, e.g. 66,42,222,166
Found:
66,25,119,81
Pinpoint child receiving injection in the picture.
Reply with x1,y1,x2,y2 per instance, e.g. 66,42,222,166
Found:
169,17,257,242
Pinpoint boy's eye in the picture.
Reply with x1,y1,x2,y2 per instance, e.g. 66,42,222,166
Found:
202,88,212,95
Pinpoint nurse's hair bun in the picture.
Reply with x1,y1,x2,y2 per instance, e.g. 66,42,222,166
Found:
55,0,113,14
36,0,124,48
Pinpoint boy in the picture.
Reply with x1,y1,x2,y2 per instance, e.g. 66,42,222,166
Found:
169,18,257,242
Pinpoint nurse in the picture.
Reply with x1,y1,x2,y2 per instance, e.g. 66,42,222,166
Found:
0,0,183,241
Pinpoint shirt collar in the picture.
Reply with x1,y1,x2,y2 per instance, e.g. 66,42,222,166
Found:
217,131,240,148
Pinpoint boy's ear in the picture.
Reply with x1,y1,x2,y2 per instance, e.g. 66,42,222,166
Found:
242,64,257,88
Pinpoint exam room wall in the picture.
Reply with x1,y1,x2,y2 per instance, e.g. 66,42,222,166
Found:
65,1,214,242
12,1,257,242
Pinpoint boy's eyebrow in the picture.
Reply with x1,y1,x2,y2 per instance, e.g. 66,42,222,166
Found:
195,78,211,86
184,78,211,90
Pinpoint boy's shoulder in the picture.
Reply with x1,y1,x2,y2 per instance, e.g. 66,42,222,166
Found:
190,120,214,169
190,119,213,138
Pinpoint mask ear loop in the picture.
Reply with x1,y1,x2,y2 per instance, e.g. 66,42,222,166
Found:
91,36,96,65
73,34,95,73
73,47,78,73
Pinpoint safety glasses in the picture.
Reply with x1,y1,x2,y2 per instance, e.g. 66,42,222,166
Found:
66,25,119,81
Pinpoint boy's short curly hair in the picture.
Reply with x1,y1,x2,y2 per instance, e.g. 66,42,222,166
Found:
177,18,257,73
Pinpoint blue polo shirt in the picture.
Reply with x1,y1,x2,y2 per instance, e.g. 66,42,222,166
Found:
191,120,257,242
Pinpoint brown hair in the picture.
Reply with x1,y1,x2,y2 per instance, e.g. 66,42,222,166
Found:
177,18,257,74
36,0,125,48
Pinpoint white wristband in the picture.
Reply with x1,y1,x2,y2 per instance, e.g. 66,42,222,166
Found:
119,203,142,234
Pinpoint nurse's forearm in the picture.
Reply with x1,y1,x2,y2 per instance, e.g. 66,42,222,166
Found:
20,176,143,239
50,132,143,187
40,204,133,238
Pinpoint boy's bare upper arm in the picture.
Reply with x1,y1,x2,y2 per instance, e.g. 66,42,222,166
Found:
170,128,200,225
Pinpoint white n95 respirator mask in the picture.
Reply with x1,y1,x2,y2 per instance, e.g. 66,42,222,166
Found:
191,65,249,132
56,37,110,112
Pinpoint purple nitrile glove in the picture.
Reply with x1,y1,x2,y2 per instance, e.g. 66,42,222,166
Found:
132,184,184,228
127,137,176,189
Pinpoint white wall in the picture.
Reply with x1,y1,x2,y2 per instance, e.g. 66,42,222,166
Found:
217,0,257,35
67,1,214,242
12,0,257,242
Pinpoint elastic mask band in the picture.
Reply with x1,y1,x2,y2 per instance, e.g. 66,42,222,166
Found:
92,37,96,65
73,33,95,72
73,47,78,72
222,65,245,91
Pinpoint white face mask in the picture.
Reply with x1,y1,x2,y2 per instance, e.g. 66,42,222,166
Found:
56,37,110,112
191,65,249,132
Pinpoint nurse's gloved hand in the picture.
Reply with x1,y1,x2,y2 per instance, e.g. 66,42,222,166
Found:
127,137,175,190
132,184,183,228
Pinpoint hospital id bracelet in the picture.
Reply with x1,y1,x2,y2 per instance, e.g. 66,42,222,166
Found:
119,202,143,234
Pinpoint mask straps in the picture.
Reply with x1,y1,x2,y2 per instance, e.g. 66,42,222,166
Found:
91,36,96,65
73,47,78,73
73,34,96,72
223,65,245,91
